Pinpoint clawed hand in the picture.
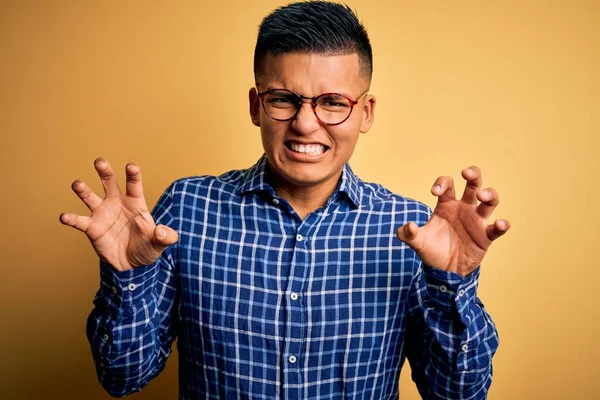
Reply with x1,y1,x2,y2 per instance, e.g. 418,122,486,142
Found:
397,166,510,277
59,158,178,272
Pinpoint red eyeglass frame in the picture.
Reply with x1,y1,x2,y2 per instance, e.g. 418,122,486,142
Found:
257,88,368,126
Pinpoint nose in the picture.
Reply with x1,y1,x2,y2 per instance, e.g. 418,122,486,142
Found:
290,101,320,135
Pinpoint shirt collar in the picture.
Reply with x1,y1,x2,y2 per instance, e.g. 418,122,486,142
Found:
237,154,361,208
337,163,361,208
236,154,275,197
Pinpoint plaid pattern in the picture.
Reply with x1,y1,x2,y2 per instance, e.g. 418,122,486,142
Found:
87,155,498,399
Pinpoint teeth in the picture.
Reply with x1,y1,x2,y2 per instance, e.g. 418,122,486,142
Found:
289,142,326,155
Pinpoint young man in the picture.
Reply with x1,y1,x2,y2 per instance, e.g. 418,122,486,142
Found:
60,2,509,399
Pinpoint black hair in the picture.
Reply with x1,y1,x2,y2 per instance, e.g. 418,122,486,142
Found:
254,1,373,81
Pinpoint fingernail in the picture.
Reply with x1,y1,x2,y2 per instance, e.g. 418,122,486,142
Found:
156,227,165,239
433,185,441,193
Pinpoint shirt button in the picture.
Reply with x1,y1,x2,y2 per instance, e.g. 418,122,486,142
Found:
439,285,447,293
462,344,468,352
290,293,299,301
296,234,303,242
128,283,137,291
111,286,117,294
458,289,465,297
103,333,109,341
288,355,297,364
272,198,280,205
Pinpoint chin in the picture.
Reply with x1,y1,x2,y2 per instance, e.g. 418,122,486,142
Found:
266,148,343,188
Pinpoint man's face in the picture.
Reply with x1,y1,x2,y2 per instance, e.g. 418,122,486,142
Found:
249,52,375,191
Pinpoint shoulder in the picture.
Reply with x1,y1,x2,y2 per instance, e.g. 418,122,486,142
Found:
167,167,250,199
357,178,432,225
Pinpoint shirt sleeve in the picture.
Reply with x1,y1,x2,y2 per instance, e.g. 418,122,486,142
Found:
404,262,499,399
86,183,180,397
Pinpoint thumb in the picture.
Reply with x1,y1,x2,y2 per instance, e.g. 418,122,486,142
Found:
152,224,179,251
396,221,422,249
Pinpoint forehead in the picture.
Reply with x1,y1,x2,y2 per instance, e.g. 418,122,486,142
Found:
257,52,367,96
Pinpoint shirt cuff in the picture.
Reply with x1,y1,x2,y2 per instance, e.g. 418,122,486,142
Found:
423,264,480,314
98,260,160,318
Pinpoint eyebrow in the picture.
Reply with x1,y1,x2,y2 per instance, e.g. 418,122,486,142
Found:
260,87,354,98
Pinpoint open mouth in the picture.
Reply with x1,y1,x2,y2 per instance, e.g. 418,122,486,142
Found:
285,141,329,156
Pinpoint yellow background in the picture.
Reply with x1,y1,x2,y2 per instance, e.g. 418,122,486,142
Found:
1,0,598,398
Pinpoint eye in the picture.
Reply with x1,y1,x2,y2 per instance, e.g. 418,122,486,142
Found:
317,95,351,109
269,96,293,103
263,91,299,108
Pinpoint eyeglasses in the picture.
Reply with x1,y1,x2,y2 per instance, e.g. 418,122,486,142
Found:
257,88,368,126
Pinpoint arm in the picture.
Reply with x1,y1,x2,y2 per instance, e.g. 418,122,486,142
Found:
405,264,498,399
59,159,181,397
86,184,180,397
396,166,509,397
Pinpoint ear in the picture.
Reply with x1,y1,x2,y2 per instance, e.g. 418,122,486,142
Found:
249,87,261,127
359,94,376,133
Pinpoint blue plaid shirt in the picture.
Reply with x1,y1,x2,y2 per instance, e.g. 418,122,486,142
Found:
87,155,498,399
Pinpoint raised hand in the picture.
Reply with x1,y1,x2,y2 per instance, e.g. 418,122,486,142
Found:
59,158,178,272
396,166,510,277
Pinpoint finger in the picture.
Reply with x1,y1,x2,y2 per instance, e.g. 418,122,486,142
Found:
476,187,499,219
396,221,423,250
460,166,483,204
151,225,179,252
94,158,121,197
125,162,145,199
59,213,91,232
486,219,511,241
432,176,456,203
71,180,103,211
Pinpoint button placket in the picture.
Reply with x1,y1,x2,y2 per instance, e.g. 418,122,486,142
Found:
283,224,308,394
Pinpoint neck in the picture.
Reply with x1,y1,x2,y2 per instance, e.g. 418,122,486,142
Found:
271,172,342,220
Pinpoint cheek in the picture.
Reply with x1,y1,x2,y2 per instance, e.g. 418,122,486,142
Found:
260,122,286,149
337,136,359,154
329,127,361,151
